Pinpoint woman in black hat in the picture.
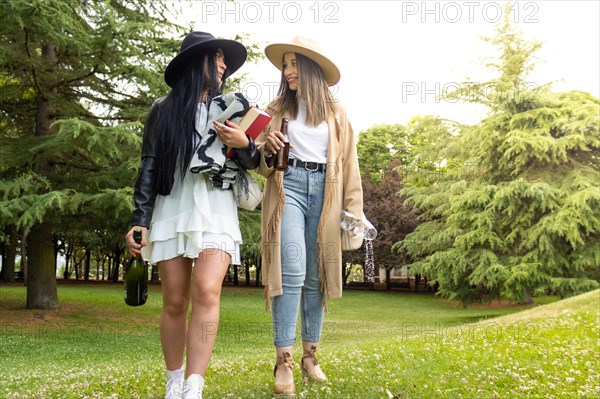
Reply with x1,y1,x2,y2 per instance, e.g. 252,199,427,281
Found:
125,32,258,399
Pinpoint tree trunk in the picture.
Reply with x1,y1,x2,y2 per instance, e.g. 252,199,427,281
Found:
343,263,351,286
255,258,261,287
63,247,71,280
414,274,421,292
386,268,391,291
74,259,80,280
0,226,17,282
0,233,6,282
112,248,122,283
84,249,91,281
150,263,159,282
106,256,112,280
105,256,110,280
21,233,27,285
245,262,251,286
26,223,59,309
25,43,58,308
233,264,239,286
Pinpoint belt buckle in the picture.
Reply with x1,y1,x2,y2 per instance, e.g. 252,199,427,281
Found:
305,161,319,172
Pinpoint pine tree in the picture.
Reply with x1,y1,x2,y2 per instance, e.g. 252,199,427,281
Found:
1,2,263,307
400,9,600,305
0,1,183,307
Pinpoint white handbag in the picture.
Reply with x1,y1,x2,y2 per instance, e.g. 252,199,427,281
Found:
232,170,263,211
341,229,364,251
340,210,374,251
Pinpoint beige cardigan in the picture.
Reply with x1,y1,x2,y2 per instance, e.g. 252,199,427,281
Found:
255,101,363,308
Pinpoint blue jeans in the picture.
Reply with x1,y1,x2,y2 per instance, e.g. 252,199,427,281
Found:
272,166,325,347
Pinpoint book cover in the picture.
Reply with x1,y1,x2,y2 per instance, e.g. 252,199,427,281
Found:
227,106,272,158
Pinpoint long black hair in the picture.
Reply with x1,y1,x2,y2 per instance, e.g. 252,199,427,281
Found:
151,51,229,195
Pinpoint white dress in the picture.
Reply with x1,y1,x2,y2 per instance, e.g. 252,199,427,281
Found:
142,103,242,265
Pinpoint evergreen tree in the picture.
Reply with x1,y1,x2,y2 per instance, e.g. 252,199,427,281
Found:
1,0,183,308
0,1,262,308
400,11,600,305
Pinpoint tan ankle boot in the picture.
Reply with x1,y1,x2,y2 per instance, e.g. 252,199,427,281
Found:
274,351,295,396
301,344,327,382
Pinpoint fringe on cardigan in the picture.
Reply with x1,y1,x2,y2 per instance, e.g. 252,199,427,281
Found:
264,284,271,313
262,169,286,313
316,151,342,311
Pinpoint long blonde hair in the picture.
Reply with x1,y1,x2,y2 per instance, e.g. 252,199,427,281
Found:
272,53,337,127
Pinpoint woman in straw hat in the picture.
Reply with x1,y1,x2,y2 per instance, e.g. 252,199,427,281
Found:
125,32,259,399
256,36,363,396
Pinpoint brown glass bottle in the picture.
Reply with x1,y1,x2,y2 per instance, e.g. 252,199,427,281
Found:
274,118,290,171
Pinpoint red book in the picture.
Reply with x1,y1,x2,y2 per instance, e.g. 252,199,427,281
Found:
227,106,272,158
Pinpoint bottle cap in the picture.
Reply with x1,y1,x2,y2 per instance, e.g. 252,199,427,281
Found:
133,229,142,245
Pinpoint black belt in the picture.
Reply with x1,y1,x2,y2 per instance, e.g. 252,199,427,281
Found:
288,159,326,172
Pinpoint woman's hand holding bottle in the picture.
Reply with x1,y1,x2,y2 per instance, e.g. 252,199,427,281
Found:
339,210,378,240
125,226,147,257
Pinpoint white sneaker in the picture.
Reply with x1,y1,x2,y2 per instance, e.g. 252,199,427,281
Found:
165,373,183,399
183,374,204,399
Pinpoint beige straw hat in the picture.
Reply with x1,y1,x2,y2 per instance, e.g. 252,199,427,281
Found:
264,36,340,86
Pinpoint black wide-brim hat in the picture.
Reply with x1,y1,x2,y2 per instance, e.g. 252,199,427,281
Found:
164,31,247,88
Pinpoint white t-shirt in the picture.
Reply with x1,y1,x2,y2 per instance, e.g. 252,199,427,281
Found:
288,101,329,163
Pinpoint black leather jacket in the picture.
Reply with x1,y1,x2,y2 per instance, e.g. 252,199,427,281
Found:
131,103,260,228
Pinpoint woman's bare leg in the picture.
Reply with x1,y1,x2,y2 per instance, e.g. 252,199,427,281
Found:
185,249,231,376
158,257,193,370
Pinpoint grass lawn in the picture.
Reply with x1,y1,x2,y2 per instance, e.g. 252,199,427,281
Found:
0,282,598,398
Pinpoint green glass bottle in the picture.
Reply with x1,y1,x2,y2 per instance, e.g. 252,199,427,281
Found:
124,229,148,306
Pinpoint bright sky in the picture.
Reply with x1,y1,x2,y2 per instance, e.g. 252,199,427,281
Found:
170,0,600,133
